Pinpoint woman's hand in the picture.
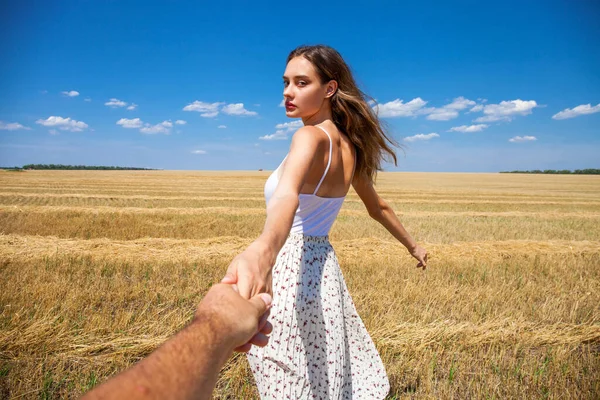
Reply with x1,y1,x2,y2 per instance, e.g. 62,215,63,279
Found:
409,245,428,270
221,241,274,300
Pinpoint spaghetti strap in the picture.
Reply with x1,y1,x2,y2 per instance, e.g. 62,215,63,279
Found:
313,126,333,195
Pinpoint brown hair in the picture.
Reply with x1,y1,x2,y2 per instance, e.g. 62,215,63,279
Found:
287,44,399,181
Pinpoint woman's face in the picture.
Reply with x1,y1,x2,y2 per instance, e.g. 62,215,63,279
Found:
282,56,331,119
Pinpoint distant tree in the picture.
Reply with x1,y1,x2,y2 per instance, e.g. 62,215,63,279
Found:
21,164,155,170
500,169,599,175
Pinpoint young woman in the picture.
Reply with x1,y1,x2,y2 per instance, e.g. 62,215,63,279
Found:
221,45,428,399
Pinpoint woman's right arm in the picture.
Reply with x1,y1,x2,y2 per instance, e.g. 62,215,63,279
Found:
221,127,329,300
352,175,428,269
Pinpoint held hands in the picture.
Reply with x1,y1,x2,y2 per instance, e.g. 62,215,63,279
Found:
193,283,273,353
409,244,428,270
220,241,275,353
221,241,274,300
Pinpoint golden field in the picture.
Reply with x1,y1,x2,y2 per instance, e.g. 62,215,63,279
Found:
0,170,599,399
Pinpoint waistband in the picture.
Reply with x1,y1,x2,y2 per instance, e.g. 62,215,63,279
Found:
286,233,330,244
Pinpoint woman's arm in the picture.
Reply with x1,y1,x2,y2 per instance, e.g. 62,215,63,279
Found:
222,126,328,300
352,175,428,268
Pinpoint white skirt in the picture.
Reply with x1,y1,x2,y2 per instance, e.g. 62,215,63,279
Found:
247,234,390,399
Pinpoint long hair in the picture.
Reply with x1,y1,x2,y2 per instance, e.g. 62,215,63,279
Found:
287,44,399,181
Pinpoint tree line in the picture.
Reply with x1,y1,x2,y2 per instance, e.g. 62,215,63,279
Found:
2,164,156,170
3,165,598,174
500,169,600,175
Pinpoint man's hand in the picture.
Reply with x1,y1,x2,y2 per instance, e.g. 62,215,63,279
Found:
83,283,274,400
193,283,273,353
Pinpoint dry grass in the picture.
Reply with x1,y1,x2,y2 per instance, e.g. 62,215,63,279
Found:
0,170,599,399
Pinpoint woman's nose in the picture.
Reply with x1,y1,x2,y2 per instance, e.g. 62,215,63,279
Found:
283,85,292,98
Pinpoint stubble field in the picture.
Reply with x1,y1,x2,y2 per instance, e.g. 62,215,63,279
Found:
0,170,599,399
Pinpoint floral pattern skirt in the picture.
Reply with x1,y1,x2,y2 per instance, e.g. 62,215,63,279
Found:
247,234,390,399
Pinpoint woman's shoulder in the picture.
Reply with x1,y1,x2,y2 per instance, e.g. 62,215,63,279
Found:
290,125,331,148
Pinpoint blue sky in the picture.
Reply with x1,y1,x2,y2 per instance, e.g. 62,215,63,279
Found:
1,0,599,172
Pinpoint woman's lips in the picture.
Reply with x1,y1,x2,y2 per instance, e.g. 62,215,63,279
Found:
285,102,296,110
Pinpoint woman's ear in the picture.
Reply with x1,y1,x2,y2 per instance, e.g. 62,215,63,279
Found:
326,80,338,98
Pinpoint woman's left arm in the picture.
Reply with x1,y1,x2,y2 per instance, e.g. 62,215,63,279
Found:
222,127,327,300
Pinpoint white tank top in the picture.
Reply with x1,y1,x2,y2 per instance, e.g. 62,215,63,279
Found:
264,125,355,236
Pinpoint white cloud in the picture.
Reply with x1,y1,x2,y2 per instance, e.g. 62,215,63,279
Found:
175,120,187,125
279,99,285,107
552,103,600,120
374,98,429,118
221,103,258,116
35,116,88,132
49,129,58,135
116,118,173,134
259,130,289,140
0,121,31,131
375,96,479,120
61,90,80,97
126,103,138,111
404,132,440,142
140,120,173,135
445,97,476,110
260,119,303,140
426,96,476,121
448,124,489,133
84,98,92,102
117,118,143,129
259,131,288,140
426,109,458,121
105,98,128,108
183,101,224,117
275,120,303,130
403,133,440,142
509,136,537,143
473,99,538,123
191,149,207,154
218,125,227,129
469,104,484,113
183,101,258,117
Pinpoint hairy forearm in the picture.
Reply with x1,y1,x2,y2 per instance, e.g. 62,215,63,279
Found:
256,193,299,263
372,203,418,251
82,317,231,400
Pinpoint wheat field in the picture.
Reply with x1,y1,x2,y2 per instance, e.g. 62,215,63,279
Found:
0,170,599,399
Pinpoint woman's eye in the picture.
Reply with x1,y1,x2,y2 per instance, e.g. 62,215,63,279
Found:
298,81,307,86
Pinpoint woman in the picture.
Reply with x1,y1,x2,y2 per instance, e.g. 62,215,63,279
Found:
221,44,428,399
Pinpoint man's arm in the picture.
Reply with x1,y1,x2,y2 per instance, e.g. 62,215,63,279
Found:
82,284,272,400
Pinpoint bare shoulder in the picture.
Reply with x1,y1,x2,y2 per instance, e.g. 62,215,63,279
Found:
290,125,329,149
292,125,328,142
